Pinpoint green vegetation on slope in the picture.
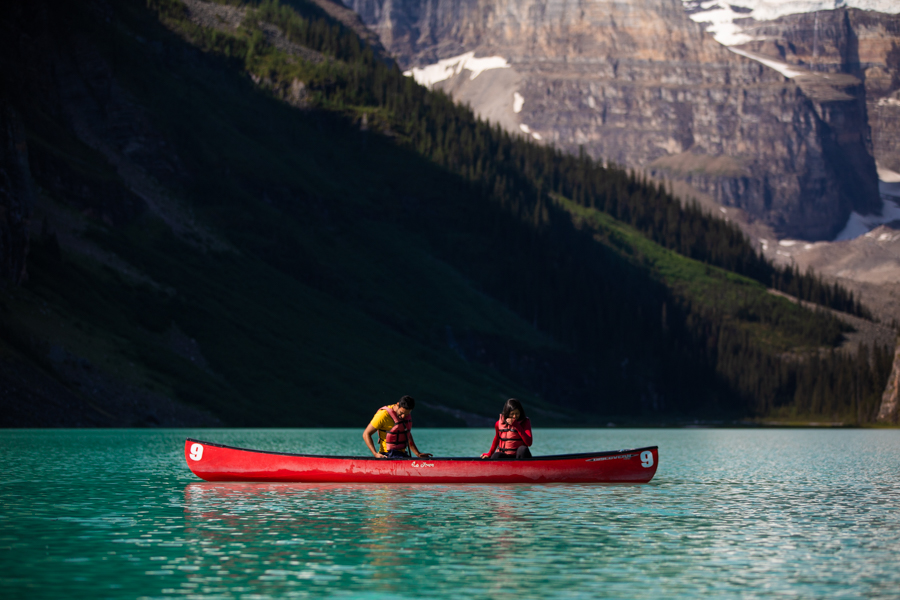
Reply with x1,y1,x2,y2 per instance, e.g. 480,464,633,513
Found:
555,197,893,420
557,197,845,350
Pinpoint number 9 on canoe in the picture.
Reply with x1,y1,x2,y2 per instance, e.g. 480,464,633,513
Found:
190,443,204,461
640,450,654,468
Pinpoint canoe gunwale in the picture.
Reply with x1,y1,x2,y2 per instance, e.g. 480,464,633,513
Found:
185,438,658,462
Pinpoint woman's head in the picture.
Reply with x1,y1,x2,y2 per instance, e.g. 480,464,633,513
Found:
502,398,526,421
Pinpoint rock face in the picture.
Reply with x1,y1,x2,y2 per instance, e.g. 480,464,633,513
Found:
734,8,900,175
0,101,34,286
343,0,882,240
876,337,900,424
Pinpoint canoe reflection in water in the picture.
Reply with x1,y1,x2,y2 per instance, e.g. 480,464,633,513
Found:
182,482,418,594
182,481,640,595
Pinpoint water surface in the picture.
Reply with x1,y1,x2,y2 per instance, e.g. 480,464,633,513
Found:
1,429,898,598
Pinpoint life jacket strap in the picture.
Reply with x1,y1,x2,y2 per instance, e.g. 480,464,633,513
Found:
498,421,525,453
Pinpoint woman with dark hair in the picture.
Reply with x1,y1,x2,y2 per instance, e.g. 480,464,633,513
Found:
481,398,533,459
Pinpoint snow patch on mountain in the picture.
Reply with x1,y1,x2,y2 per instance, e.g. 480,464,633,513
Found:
519,123,542,140
682,1,900,46
404,52,510,88
880,165,900,184
834,166,900,241
513,92,524,113
835,200,900,241
728,48,808,77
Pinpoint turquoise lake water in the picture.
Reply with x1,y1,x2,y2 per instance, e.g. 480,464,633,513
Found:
1,429,899,599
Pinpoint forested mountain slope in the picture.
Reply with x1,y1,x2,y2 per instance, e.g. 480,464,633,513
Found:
0,0,892,426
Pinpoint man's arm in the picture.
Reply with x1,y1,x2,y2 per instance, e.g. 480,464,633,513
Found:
363,423,387,458
408,433,432,458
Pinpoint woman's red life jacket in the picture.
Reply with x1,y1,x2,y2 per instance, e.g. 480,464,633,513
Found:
498,418,527,455
382,405,412,452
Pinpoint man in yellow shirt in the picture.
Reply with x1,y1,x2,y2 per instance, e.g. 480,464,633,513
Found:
363,395,432,459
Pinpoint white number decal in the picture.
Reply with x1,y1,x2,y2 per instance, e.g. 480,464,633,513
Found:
640,450,654,468
189,443,204,461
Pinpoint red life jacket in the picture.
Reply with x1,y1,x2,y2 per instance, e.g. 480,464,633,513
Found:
381,405,411,452
498,418,526,455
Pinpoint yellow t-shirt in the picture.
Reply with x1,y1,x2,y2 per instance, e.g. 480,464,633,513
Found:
370,409,398,453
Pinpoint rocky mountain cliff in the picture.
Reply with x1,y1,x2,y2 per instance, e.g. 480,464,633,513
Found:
343,0,885,240
877,336,900,423
731,8,900,175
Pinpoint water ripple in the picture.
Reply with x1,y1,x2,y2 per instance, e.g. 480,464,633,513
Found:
1,429,898,598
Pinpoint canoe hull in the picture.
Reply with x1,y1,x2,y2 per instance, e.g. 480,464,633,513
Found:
184,439,659,484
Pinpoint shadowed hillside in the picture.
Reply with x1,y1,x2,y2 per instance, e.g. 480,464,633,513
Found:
0,0,892,427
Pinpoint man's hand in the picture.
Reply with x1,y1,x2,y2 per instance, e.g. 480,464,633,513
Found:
416,452,433,458
481,453,490,459
363,423,384,458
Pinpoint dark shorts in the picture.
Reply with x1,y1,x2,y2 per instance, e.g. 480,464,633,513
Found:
489,446,532,460
380,449,410,458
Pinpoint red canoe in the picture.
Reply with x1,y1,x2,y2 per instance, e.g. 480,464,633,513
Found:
184,439,659,484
